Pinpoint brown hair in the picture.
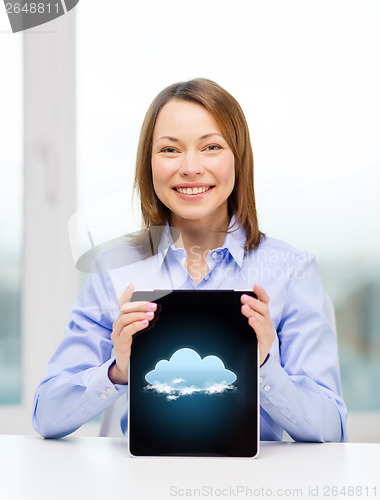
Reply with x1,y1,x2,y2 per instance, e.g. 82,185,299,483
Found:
134,78,264,251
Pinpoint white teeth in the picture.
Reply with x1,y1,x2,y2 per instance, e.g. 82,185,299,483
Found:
176,186,211,195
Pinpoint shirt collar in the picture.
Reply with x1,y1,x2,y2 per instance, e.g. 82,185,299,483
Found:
156,224,176,268
156,213,247,269
222,213,247,267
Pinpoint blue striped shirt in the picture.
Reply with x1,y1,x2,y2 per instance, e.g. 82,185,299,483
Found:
33,216,347,441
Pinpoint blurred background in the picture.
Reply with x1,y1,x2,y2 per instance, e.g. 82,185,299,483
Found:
0,0,379,440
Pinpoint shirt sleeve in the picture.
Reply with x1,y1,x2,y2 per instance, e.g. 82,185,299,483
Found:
32,263,128,439
260,253,347,442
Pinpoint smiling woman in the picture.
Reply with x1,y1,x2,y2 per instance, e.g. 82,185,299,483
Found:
135,79,263,252
33,78,347,443
135,79,264,288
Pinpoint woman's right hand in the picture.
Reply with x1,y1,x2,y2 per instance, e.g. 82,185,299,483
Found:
108,283,157,385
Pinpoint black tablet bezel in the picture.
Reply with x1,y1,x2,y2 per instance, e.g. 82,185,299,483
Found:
128,289,259,458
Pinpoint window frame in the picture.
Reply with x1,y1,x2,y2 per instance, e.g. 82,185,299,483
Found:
0,10,78,434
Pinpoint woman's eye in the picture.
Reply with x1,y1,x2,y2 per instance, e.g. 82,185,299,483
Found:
161,147,178,154
204,145,222,151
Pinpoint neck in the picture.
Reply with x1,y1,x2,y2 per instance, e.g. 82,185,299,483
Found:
170,212,230,259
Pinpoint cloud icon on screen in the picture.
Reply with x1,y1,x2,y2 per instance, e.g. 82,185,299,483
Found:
145,348,237,400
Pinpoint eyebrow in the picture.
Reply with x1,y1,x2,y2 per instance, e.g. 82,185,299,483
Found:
155,133,224,144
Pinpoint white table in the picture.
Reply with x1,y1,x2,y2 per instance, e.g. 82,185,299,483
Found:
0,435,379,500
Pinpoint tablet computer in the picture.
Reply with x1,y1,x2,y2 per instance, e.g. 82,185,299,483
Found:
128,289,259,458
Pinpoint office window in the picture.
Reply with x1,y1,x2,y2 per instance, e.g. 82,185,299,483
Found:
77,1,380,411
0,36,22,404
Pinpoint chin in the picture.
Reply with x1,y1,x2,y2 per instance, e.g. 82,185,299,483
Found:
172,208,226,224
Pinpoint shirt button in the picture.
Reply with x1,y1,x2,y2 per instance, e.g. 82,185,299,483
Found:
100,393,107,399
259,377,263,383
212,252,217,259
107,388,113,394
204,275,210,281
264,385,271,391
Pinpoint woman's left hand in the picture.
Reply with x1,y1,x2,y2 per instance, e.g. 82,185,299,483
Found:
241,283,276,366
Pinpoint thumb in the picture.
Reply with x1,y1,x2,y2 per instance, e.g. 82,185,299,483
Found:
118,282,134,309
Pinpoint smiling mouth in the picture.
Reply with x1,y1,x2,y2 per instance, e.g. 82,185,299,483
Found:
173,186,214,195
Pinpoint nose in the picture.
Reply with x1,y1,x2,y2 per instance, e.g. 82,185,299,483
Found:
179,152,204,176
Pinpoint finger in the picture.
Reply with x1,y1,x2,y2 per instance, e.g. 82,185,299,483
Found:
120,301,157,313
241,295,267,316
253,283,270,305
241,303,255,318
242,307,265,332
242,305,270,333
118,318,150,344
118,283,134,309
113,311,155,336
248,315,257,329
248,312,266,328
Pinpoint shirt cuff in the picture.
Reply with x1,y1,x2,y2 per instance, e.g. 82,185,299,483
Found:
259,354,289,402
88,357,128,404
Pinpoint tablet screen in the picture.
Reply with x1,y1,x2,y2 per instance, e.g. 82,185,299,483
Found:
128,290,259,457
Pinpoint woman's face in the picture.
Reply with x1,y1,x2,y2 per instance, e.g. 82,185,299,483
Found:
151,99,235,227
